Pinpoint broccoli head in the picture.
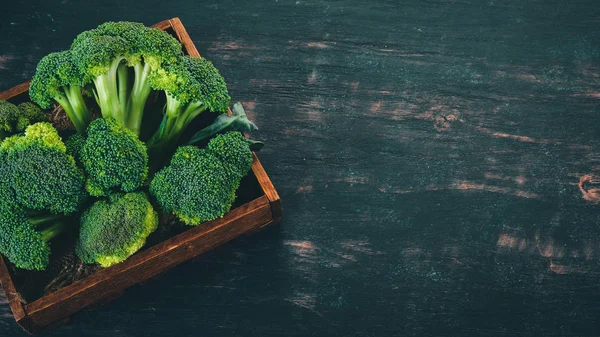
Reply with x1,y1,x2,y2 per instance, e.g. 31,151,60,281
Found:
71,21,182,134
150,132,253,225
0,100,20,138
64,132,86,164
0,180,69,271
0,100,48,139
146,55,230,150
2,122,86,214
16,102,49,130
207,131,253,184
76,192,158,267
0,209,67,271
29,50,90,134
80,118,148,196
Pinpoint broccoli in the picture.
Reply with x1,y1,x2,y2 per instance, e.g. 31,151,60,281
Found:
17,102,49,128
64,132,86,163
80,117,148,196
206,131,254,184
2,122,86,214
150,132,252,225
76,192,158,268
29,50,90,134
0,160,69,271
0,100,48,139
0,206,69,271
146,55,230,150
71,21,181,134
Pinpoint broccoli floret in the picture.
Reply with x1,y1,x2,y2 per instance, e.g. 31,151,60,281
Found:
64,132,86,163
150,132,252,225
29,51,91,134
16,102,49,130
80,118,148,196
0,209,68,271
2,122,86,214
0,100,20,139
0,177,69,271
0,100,48,139
207,132,254,184
76,192,158,267
146,55,230,150
71,22,181,135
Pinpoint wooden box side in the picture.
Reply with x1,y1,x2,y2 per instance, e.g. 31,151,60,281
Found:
0,257,27,323
0,17,282,333
24,196,272,327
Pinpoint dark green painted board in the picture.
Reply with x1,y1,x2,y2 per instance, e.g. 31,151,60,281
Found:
1,0,600,336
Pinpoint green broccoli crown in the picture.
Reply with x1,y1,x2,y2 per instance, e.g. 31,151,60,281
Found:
183,56,230,113
0,100,22,133
206,132,253,183
150,146,234,225
0,175,19,226
65,132,86,163
95,22,181,68
72,22,181,74
0,100,47,135
0,177,19,254
3,122,86,214
81,118,148,196
71,32,129,78
95,21,146,37
30,51,85,109
130,26,182,68
76,191,158,268
149,55,230,112
16,102,48,131
1,211,51,271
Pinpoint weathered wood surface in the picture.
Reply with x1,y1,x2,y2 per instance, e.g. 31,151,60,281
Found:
1,0,600,336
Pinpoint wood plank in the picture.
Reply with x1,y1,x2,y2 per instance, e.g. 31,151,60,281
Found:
150,19,173,31
0,257,26,321
24,196,271,327
251,153,283,223
168,17,201,58
0,81,30,101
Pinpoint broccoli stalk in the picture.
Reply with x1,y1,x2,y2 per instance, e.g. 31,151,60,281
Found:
146,55,230,150
29,51,90,134
71,22,181,135
24,213,69,245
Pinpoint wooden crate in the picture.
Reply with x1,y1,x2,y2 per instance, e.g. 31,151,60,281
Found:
0,17,282,334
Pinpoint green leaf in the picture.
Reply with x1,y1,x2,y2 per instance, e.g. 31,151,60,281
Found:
187,102,258,145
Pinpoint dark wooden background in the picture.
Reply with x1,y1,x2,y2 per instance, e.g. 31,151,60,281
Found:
2,1,600,336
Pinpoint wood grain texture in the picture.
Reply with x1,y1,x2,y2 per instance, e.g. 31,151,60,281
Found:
1,1,600,336
0,81,30,101
0,257,25,321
